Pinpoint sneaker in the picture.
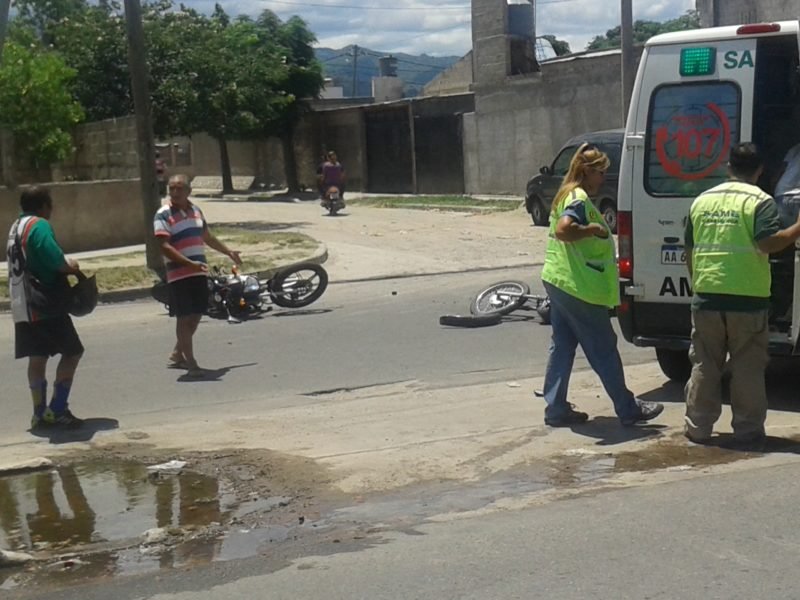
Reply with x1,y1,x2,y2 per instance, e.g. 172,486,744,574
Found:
684,430,712,445
43,408,84,429
621,400,664,426
545,405,589,427
729,432,766,452
30,413,51,430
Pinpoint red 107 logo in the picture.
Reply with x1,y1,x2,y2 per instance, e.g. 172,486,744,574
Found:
655,102,732,181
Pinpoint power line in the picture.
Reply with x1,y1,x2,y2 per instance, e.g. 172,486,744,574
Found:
320,53,350,63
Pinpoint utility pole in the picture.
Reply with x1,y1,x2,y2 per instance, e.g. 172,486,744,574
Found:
620,0,635,125
124,0,162,273
351,44,360,97
0,0,14,188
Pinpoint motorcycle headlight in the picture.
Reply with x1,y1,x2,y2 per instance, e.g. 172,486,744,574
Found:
244,276,260,293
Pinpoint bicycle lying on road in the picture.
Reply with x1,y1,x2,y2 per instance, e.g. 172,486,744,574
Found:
439,280,551,328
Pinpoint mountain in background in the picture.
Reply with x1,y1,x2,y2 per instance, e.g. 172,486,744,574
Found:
315,46,462,98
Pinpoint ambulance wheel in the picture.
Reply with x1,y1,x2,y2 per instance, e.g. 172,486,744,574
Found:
655,348,691,383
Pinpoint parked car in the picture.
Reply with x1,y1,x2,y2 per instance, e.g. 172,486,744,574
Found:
525,129,623,232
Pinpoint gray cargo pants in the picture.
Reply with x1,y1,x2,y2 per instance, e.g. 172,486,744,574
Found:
684,309,769,440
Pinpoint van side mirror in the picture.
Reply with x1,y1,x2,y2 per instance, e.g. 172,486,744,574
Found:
540,166,551,175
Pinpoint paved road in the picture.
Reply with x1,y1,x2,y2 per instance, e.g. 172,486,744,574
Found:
0,267,655,442
6,269,800,600
42,460,800,600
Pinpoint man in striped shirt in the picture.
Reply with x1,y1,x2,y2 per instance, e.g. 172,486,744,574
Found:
154,174,241,377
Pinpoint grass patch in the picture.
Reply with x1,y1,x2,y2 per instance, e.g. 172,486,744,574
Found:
213,228,317,248
0,230,321,301
349,196,521,213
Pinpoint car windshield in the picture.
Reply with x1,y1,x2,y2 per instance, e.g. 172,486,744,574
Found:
552,145,578,176
552,140,621,176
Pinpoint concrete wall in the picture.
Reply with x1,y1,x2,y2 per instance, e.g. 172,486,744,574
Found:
33,116,286,188
422,52,474,97
698,0,799,26
464,50,631,194
372,77,405,103
57,116,139,181
472,0,510,86
297,108,367,192
0,179,145,260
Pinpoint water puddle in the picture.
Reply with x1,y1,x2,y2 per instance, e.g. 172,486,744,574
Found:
336,438,786,527
0,460,305,590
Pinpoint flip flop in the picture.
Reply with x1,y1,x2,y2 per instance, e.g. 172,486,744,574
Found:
186,366,206,379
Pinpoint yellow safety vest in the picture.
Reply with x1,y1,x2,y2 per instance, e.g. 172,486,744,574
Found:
541,188,619,307
689,181,771,298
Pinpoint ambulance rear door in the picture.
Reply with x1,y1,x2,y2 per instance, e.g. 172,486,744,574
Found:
629,38,754,312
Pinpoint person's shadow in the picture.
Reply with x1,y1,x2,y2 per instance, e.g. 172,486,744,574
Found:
689,433,800,454
176,362,257,383
28,418,120,445
568,416,667,446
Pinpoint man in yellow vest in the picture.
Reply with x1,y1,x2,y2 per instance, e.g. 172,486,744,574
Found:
685,143,800,447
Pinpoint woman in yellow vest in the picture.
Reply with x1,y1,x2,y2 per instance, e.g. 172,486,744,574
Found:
540,144,663,427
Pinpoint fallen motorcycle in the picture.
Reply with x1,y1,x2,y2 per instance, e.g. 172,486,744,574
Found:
439,280,550,328
151,262,328,323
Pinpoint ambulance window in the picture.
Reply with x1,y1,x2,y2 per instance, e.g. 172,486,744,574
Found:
552,145,578,176
645,82,741,197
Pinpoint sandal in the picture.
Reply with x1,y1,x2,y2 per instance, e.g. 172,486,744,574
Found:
186,366,206,378
167,353,189,369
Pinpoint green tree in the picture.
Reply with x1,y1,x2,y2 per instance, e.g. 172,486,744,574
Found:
256,11,324,192
12,0,131,121
587,9,700,51
190,11,289,192
541,34,571,57
142,1,211,136
0,42,84,169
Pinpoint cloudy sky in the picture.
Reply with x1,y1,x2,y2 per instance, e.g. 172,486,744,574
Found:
183,0,696,56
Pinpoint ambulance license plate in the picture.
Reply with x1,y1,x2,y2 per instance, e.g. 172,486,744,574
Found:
661,245,686,265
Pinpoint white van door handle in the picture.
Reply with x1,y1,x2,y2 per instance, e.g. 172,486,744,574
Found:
626,134,645,148
624,285,645,297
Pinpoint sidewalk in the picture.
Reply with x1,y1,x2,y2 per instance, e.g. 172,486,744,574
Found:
195,193,545,283
11,193,548,306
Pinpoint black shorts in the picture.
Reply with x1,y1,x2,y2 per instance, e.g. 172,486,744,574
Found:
168,276,209,317
15,315,84,359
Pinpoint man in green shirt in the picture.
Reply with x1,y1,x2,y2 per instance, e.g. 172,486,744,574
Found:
7,187,85,430
684,143,800,447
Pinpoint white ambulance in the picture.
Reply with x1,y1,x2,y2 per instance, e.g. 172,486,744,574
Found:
617,21,800,381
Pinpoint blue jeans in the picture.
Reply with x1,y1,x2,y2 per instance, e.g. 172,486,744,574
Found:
542,282,638,422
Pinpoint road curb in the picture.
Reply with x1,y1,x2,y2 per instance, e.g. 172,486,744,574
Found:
0,245,330,311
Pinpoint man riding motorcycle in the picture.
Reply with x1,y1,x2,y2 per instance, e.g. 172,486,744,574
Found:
318,150,346,208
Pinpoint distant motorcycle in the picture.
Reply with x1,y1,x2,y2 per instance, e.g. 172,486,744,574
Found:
321,185,345,216
151,263,328,323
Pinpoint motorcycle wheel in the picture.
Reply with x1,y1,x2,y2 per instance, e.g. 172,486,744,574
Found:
439,314,502,328
269,263,329,308
329,205,339,216
469,281,530,317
